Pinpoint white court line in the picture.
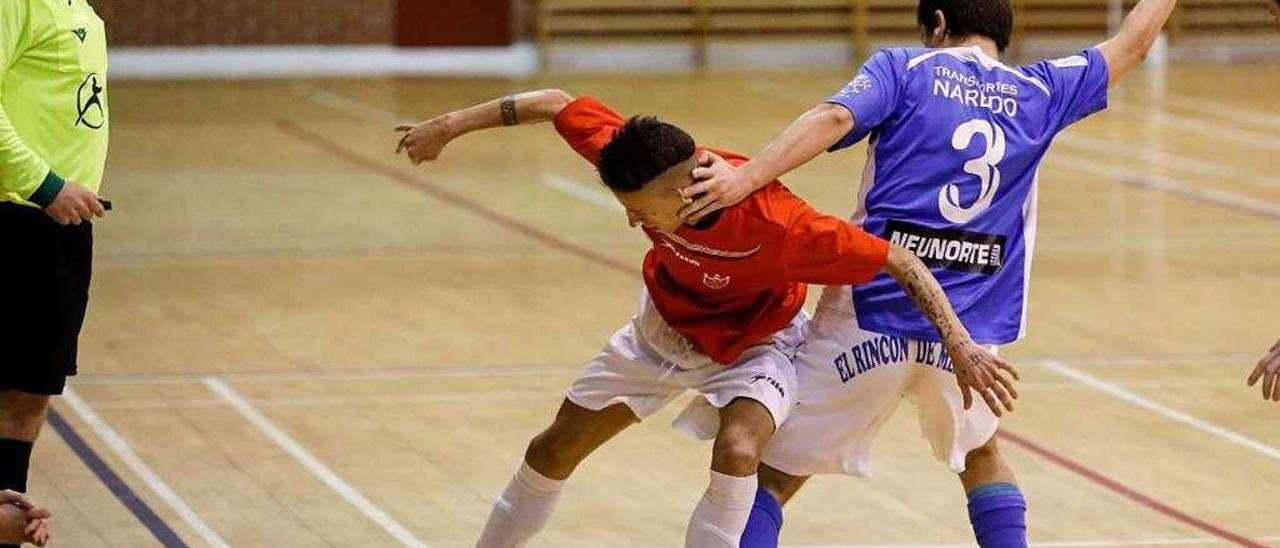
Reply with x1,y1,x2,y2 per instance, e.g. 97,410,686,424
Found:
297,89,625,215
296,85,403,125
786,536,1280,547
1048,151,1280,221
67,352,1261,386
1130,105,1280,152
541,173,623,211
93,389,571,410
302,79,1280,221
1164,94,1280,133
744,78,1280,215
203,377,431,548
85,377,1269,411
1054,133,1261,184
1042,360,1280,462
61,387,232,548
73,363,584,385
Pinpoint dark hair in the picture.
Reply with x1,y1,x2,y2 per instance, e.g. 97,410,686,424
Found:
917,0,1013,52
597,116,695,193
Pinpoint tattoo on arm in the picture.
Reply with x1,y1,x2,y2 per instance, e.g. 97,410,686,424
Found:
500,95,518,126
898,259,961,343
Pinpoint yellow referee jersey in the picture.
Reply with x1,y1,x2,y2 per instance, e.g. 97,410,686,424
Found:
1,0,109,207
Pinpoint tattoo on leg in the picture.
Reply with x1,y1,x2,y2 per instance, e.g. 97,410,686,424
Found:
500,95,519,126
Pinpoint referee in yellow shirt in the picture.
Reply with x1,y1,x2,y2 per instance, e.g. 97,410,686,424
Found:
1,0,110,544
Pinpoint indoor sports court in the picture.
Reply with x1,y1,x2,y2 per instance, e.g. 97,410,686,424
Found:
11,0,1280,547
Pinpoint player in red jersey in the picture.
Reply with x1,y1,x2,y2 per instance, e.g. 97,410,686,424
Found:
396,89,1017,548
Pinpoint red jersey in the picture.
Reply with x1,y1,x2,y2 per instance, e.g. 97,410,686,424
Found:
554,97,890,364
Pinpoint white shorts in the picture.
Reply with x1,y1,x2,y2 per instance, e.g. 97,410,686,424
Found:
566,289,803,441
762,285,999,477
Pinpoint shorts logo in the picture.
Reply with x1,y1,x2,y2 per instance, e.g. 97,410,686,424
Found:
749,374,785,397
886,219,1005,275
832,335,955,384
702,273,730,290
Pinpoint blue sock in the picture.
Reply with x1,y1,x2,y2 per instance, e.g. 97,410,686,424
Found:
740,488,783,548
967,482,1027,548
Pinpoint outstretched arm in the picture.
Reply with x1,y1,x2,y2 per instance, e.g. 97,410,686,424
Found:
883,245,1020,415
1247,339,1280,402
1096,0,1178,86
679,103,852,222
395,89,576,164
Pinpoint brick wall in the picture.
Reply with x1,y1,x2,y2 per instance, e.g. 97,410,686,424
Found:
92,0,395,46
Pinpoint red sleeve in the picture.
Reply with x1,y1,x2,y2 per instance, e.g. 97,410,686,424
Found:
770,187,890,284
552,97,626,164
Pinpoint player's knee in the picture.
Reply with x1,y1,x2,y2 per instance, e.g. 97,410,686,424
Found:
524,427,586,478
711,434,763,476
0,392,50,439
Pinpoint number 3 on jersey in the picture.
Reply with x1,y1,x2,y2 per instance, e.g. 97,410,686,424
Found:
939,119,1005,224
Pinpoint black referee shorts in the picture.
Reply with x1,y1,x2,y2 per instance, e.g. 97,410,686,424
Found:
0,202,93,395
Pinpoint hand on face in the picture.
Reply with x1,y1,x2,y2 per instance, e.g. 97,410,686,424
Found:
678,150,753,223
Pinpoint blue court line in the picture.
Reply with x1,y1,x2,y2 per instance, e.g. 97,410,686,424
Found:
46,407,188,548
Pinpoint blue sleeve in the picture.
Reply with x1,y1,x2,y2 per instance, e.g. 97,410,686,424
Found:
1025,48,1109,130
826,49,903,151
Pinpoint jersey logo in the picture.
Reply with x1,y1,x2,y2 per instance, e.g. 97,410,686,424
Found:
834,73,873,99
72,28,87,42
702,273,731,290
76,73,105,129
885,220,1005,275
660,241,702,267
661,233,761,260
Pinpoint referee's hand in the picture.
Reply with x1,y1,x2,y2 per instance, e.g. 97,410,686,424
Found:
0,490,50,546
44,181,105,225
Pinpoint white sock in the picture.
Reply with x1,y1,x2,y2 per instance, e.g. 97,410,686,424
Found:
475,461,566,548
684,471,758,548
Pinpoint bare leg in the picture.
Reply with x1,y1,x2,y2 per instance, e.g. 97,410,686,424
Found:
756,463,808,506
685,397,776,548
0,392,50,443
523,399,637,480
476,400,637,548
959,435,1017,493
958,434,1027,548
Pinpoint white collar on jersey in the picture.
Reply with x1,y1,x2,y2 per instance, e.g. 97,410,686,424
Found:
906,45,1051,96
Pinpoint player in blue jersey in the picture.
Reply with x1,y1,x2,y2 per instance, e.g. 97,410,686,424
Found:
677,0,1179,545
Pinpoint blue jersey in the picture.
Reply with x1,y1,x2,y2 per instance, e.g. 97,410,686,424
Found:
827,45,1109,344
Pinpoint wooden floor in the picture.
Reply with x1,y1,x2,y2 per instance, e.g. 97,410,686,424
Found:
26,60,1280,547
